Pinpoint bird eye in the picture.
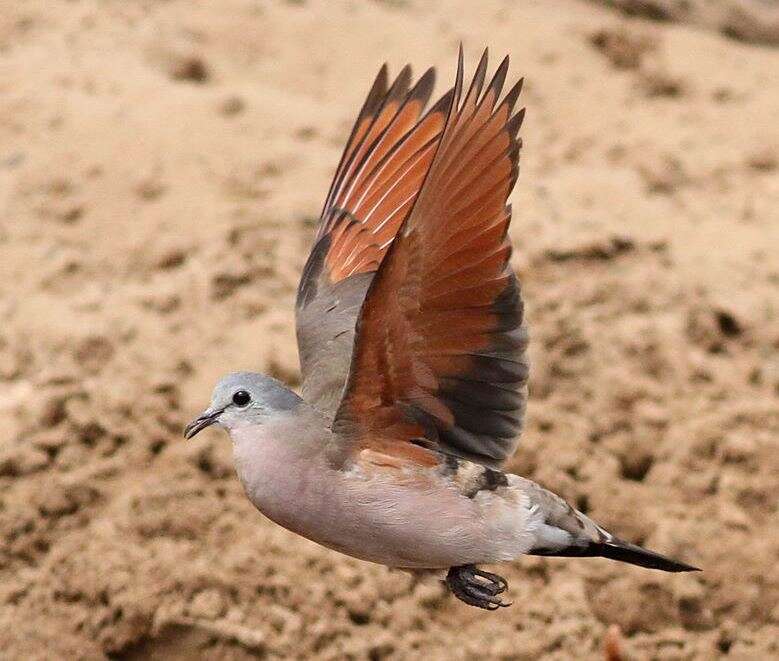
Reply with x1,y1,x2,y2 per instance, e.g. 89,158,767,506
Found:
232,390,251,407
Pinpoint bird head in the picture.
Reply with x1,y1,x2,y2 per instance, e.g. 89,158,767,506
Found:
184,371,301,439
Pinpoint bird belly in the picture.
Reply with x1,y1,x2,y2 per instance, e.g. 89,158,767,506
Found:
307,482,488,568
252,465,532,568
231,427,538,568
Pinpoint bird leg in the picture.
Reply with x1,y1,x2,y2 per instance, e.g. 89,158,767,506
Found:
445,565,511,610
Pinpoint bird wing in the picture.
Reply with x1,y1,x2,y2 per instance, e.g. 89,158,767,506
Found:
296,63,453,418
333,48,528,468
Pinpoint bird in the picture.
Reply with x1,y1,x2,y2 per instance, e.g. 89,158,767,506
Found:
184,47,699,610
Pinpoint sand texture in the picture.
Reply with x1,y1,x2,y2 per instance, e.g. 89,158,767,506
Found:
1,1,778,659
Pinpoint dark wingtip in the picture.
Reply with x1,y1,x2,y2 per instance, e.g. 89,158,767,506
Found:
387,64,413,102
366,64,390,112
462,47,489,108
454,43,464,106
483,54,509,107
501,77,524,116
412,67,437,106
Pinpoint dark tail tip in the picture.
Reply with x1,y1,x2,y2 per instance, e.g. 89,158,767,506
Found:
598,538,700,572
531,537,700,573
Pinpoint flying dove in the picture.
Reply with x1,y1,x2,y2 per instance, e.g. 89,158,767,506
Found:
185,48,699,610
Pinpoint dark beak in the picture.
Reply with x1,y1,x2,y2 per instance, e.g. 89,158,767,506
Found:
184,408,222,439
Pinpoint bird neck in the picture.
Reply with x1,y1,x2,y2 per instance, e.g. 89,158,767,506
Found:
229,402,335,518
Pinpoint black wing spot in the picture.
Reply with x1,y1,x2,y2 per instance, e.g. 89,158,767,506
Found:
465,466,509,498
483,467,509,491
443,452,461,475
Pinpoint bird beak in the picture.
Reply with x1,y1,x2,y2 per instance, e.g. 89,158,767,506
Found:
184,407,222,439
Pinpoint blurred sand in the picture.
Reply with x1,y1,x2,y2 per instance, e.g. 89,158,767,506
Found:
1,1,778,659
595,0,779,45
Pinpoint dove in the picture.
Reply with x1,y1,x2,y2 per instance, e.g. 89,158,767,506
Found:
185,48,699,610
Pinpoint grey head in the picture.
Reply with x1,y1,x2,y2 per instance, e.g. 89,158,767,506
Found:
184,371,302,439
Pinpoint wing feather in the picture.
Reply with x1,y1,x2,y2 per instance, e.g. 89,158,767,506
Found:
296,63,453,417
334,49,529,467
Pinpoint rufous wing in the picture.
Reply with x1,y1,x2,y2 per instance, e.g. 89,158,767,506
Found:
304,62,454,290
296,61,456,417
334,48,528,467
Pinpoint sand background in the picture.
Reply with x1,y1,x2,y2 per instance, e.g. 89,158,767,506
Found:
1,0,778,659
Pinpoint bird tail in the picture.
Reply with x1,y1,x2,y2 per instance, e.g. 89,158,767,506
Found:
531,535,700,572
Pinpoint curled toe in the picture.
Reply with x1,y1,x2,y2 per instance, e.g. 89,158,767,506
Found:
446,565,512,610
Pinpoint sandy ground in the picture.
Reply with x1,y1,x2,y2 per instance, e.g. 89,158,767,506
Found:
595,0,779,45
1,1,778,659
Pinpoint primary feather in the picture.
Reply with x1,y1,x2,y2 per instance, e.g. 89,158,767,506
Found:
296,62,453,418
334,48,529,467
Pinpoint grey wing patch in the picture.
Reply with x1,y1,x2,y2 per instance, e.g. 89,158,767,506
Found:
295,251,373,419
296,232,331,309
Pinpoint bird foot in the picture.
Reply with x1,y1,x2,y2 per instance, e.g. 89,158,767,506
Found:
446,565,512,610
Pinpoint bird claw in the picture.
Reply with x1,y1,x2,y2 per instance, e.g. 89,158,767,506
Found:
446,565,512,610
